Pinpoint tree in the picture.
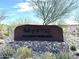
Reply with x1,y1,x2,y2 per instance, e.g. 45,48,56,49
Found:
32,0,78,25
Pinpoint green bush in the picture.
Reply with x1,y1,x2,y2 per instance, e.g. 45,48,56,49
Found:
41,51,56,59
2,46,15,58
4,32,9,36
16,47,33,59
56,52,71,59
70,45,76,51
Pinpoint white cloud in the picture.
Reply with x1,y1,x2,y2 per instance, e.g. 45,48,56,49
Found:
14,2,33,12
26,0,31,1
65,16,79,25
66,20,78,24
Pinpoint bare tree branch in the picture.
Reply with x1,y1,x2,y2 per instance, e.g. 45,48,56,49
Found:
0,11,7,22
32,0,78,25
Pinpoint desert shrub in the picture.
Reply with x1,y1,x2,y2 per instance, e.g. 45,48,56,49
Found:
56,52,71,59
2,45,15,58
70,45,76,51
41,51,56,59
4,32,9,36
16,47,33,59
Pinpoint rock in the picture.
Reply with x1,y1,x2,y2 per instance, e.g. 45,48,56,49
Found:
74,50,79,56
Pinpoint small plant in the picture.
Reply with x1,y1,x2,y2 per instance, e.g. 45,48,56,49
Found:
2,46,15,58
70,45,76,51
0,32,3,39
16,47,33,59
4,32,9,36
41,51,56,59
56,52,71,59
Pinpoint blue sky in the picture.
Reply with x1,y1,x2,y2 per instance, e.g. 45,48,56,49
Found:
0,0,43,25
0,0,22,8
0,0,79,25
